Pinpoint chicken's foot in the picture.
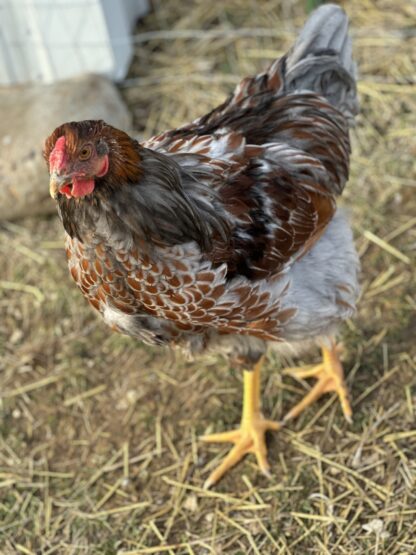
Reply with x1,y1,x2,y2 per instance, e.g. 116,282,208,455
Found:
200,356,280,489
283,342,352,423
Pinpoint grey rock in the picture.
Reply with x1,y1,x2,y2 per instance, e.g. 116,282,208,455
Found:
0,74,132,221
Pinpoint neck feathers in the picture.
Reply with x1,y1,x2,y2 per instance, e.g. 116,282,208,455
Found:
57,146,230,252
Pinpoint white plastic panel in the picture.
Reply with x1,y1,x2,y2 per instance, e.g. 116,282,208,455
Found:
0,0,148,84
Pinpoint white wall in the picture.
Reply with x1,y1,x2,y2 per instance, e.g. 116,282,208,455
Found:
0,0,148,85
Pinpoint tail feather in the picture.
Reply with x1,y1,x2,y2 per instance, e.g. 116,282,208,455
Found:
287,4,353,72
194,4,358,128
284,4,358,122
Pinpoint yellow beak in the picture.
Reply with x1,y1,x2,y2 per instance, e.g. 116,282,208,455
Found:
49,172,70,199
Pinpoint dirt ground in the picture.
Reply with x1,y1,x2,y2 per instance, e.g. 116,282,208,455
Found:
1,1,415,553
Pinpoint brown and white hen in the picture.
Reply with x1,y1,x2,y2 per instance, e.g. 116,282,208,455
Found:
44,4,359,487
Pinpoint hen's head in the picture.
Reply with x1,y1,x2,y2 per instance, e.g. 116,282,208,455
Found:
44,120,141,200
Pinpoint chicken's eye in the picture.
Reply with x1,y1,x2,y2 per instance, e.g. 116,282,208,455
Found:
79,145,92,161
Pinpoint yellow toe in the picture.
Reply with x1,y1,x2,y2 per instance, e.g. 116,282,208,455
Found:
203,414,280,488
283,342,352,423
200,430,241,443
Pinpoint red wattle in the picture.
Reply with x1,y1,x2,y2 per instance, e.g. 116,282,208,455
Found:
60,184,73,199
71,177,95,198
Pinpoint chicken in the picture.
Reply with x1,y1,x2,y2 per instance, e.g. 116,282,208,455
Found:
44,4,359,488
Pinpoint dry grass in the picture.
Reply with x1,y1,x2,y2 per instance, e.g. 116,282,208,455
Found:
1,0,416,553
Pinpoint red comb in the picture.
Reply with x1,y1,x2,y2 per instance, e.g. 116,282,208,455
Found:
49,135,67,172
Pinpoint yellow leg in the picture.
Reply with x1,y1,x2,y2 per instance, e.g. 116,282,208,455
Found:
200,356,280,489
283,342,352,423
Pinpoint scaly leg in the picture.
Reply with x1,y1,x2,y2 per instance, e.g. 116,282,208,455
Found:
200,356,280,489
283,341,352,423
